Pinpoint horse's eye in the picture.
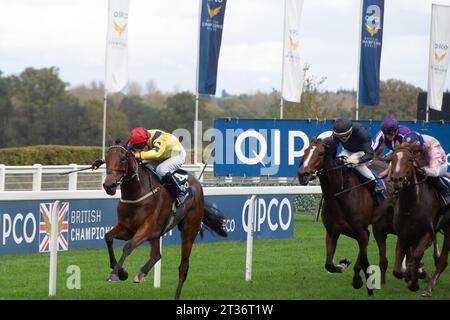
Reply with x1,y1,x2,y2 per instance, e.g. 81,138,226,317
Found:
121,158,127,164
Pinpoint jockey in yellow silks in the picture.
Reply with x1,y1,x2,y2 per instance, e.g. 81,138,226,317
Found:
128,127,187,207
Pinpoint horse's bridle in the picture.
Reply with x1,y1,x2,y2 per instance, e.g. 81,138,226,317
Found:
106,145,139,186
391,147,427,193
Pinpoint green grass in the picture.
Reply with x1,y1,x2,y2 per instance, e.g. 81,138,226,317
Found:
0,215,449,300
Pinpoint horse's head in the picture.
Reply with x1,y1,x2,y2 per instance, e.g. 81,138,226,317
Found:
298,137,331,185
389,142,421,192
103,142,137,195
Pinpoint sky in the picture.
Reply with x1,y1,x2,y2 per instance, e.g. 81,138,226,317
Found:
1,0,450,96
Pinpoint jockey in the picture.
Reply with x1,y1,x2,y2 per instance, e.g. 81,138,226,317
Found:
372,116,411,160
128,127,187,208
403,131,450,207
332,118,385,203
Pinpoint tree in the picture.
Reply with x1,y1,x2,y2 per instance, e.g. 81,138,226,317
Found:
359,79,422,120
0,71,13,147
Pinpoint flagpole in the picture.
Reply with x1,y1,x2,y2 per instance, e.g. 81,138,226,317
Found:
356,0,363,121
102,92,107,159
426,4,435,123
280,0,287,120
194,0,202,164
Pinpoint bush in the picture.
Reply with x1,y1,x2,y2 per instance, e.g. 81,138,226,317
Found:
0,145,102,165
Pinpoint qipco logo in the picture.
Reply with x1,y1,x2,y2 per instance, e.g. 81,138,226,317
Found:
242,197,292,232
435,43,449,51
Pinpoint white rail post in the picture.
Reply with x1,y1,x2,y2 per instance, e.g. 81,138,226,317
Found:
245,195,257,281
154,237,162,288
33,164,43,191
49,200,60,296
68,164,78,191
0,164,5,191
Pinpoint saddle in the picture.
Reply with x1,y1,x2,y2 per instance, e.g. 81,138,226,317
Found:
140,163,193,235
353,169,386,207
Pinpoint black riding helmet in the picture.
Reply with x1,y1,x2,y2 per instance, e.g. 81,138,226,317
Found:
333,118,353,141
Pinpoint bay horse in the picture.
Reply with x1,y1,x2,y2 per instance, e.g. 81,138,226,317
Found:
390,142,446,294
298,137,392,295
102,143,227,299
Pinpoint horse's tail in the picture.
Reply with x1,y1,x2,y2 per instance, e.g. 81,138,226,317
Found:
201,203,228,238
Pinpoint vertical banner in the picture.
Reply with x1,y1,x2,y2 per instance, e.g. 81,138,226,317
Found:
282,0,305,103
105,0,130,93
358,0,384,106
198,0,227,95
427,4,450,112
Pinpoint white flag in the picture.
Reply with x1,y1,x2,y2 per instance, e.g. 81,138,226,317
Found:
105,0,130,93
427,4,450,111
282,0,305,103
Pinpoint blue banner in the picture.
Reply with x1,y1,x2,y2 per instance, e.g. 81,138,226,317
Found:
358,0,384,106
198,0,227,95
0,194,294,256
213,119,450,177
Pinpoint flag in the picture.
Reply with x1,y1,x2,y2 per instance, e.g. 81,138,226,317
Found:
198,0,227,95
282,0,305,103
358,0,384,106
427,4,450,111
105,0,130,93
39,202,69,253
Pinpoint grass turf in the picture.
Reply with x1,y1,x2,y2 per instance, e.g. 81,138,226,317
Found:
0,214,449,300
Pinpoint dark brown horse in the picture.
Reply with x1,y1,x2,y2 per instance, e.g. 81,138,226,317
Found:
102,144,227,299
390,142,443,293
298,137,393,295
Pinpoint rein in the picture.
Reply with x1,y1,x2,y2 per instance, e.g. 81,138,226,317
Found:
106,145,139,186
392,147,428,187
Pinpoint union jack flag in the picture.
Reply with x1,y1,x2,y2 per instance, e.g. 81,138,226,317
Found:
39,202,69,253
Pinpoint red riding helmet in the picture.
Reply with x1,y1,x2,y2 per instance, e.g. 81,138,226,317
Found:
129,127,150,145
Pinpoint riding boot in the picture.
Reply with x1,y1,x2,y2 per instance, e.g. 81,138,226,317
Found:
369,179,386,207
162,173,187,208
429,177,450,208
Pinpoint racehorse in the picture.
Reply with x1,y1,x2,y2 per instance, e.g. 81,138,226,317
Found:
298,137,392,295
390,142,445,294
102,143,227,299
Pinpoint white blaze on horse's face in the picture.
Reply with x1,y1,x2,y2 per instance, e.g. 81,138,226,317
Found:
303,146,316,169
395,152,403,174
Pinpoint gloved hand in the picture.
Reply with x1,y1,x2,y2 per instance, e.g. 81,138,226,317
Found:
345,155,361,165
132,151,141,159
91,159,105,170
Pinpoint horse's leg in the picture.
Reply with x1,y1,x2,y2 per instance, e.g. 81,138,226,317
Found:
133,238,162,283
174,211,202,300
107,225,150,282
373,227,388,285
407,233,431,292
105,224,130,281
353,229,373,295
423,228,449,297
393,239,406,279
324,231,349,273
433,235,441,267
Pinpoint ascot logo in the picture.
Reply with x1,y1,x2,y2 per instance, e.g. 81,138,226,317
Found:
113,21,127,36
207,4,222,18
289,35,300,50
435,43,448,63
365,5,381,37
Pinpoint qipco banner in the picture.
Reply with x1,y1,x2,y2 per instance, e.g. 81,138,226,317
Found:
0,195,294,256
213,119,450,177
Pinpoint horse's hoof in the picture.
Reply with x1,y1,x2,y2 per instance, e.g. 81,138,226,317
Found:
422,289,432,298
367,289,374,296
407,281,420,292
418,268,427,280
118,268,128,281
133,272,146,283
352,276,364,289
107,273,120,282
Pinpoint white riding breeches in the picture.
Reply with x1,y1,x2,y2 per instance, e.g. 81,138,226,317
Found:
155,147,187,177
339,149,376,181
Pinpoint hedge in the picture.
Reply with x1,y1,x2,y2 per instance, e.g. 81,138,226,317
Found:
0,145,102,165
